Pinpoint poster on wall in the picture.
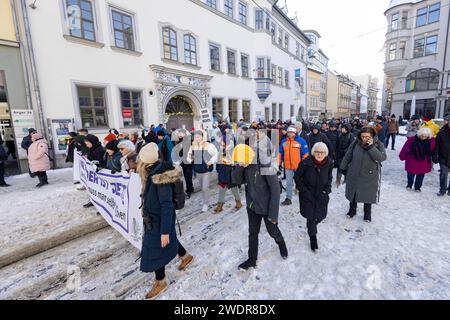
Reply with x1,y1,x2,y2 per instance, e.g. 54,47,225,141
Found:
48,119,75,155
11,110,36,160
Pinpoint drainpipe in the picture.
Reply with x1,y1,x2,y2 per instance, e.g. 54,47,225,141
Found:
438,2,450,118
10,0,32,112
19,0,47,139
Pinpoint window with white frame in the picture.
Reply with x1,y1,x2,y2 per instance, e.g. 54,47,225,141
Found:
163,27,178,61
389,43,396,61
279,103,283,120
425,35,438,55
266,58,271,79
65,0,96,41
285,70,290,88
447,72,450,88
271,22,276,42
238,2,247,25
241,54,249,77
414,35,438,57
391,13,399,31
271,64,276,83
243,100,251,122
227,50,237,75
206,0,217,9
296,42,300,57
111,9,135,50
278,67,283,86
224,0,233,18
399,41,406,59
77,86,108,128
265,12,271,30
210,44,221,71
284,34,289,50
120,90,143,127
184,34,197,65
428,3,440,23
255,9,264,29
278,29,283,46
256,58,265,78
416,7,428,27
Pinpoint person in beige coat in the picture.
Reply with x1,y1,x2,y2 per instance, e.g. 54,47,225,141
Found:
28,133,51,188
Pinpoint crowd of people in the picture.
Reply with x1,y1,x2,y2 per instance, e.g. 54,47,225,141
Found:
1,113,449,300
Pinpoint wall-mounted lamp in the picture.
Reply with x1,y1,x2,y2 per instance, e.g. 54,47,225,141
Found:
29,0,37,9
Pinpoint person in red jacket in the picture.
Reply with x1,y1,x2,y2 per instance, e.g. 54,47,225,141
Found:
279,127,309,206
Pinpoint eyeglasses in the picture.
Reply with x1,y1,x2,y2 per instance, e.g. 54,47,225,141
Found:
314,151,326,155
119,148,126,151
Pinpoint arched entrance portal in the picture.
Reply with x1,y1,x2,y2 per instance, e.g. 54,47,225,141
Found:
165,95,194,131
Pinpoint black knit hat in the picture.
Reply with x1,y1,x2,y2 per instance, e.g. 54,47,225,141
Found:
105,140,120,152
85,134,100,146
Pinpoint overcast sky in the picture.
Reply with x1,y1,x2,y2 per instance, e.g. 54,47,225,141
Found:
286,0,389,85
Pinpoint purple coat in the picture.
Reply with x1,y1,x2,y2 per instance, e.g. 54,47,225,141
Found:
399,137,436,175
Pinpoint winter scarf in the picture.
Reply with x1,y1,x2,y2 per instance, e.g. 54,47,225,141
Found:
313,157,328,168
411,136,432,161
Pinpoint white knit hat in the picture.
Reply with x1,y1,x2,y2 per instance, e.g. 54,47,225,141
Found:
138,143,159,165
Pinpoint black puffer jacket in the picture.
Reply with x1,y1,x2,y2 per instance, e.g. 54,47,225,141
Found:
336,129,355,160
435,124,450,167
243,165,281,222
294,156,333,221
85,135,106,167
308,131,334,154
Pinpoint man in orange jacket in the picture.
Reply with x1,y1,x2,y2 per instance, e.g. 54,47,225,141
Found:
279,127,309,206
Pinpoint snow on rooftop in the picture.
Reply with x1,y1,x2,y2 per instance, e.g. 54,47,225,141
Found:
387,0,422,11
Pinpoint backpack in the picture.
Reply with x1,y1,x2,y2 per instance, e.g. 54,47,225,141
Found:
172,179,186,211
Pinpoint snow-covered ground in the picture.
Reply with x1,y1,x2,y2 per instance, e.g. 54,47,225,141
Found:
0,136,449,300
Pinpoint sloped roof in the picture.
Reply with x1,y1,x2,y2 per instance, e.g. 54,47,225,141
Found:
386,0,422,11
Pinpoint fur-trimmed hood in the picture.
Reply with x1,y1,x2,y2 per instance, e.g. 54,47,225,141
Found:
152,165,183,185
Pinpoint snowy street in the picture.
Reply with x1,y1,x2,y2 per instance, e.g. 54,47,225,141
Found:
0,136,449,300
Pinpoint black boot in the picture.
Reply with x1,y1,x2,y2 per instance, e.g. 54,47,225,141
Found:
364,204,372,223
238,259,257,271
310,236,319,252
83,201,94,208
278,240,288,260
347,202,357,218
36,174,46,188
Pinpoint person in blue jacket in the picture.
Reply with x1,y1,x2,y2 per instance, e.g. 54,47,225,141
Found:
157,131,174,162
137,143,194,300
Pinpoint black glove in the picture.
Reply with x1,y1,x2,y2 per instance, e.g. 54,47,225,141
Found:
111,169,117,174
95,166,103,173
341,169,347,176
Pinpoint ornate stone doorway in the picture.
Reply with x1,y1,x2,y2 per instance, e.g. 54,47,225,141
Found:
165,95,194,131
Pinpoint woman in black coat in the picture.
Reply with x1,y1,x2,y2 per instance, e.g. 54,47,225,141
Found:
137,143,193,300
335,124,355,187
294,142,333,252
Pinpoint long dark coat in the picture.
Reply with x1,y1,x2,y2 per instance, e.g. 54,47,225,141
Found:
294,156,333,221
340,138,387,204
140,162,182,273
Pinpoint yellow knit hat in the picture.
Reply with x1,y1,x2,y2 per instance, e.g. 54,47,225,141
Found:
232,144,255,165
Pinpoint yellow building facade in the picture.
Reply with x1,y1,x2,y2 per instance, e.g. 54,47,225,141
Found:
307,68,322,119
0,0,17,43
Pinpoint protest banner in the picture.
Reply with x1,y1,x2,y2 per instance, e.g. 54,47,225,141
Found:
74,152,143,250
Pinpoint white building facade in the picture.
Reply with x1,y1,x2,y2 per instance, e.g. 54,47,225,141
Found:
12,0,310,143
303,30,329,117
383,0,450,119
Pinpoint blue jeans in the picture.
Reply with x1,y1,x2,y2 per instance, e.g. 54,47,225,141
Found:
286,169,295,200
407,173,425,190
439,164,450,194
